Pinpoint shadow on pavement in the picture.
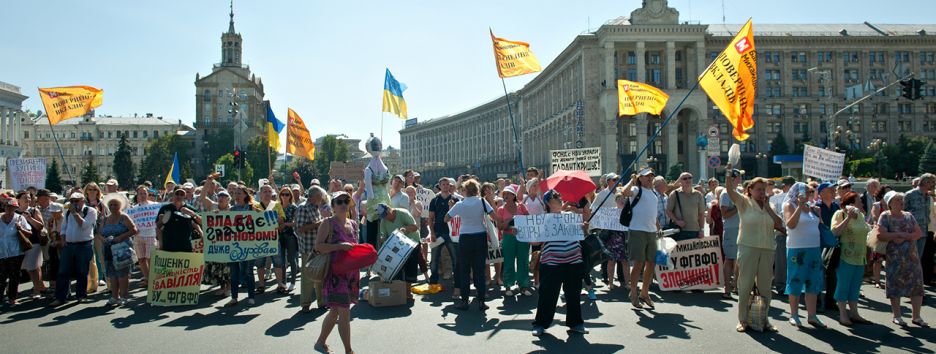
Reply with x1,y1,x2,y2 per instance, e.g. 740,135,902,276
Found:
530,332,624,354
160,307,260,330
265,309,325,337
634,310,700,339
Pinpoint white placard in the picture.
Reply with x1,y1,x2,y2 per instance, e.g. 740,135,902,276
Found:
513,213,585,243
802,144,846,182
7,158,46,191
126,203,165,236
549,147,602,177
416,187,435,215
590,207,627,231
654,236,725,291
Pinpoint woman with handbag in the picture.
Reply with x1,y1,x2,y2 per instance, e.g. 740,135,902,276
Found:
783,183,826,329
868,185,894,289
830,192,872,326
314,191,360,354
224,185,260,307
877,191,927,327
15,191,46,298
0,192,30,306
99,193,138,306
445,179,495,311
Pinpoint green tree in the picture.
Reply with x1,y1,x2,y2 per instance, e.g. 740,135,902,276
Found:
45,159,63,194
665,162,683,182
767,132,790,177
139,134,195,186
204,127,236,167
80,159,100,185
885,135,929,177
278,156,318,186
313,135,351,183
215,153,253,183
113,135,135,189
919,141,936,174
246,136,277,181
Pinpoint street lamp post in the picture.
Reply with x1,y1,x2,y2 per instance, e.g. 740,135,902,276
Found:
755,152,769,177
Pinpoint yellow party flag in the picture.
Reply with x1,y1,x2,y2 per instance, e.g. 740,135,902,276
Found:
490,29,542,78
699,19,757,141
286,108,315,160
617,80,669,116
37,86,103,125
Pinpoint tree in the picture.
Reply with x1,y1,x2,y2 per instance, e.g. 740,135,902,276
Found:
204,127,236,168
80,159,100,186
920,141,936,174
313,135,351,183
768,132,789,177
665,162,683,182
215,153,253,184
246,136,277,181
885,135,928,177
138,134,195,186
278,155,318,186
46,159,63,194
113,135,135,189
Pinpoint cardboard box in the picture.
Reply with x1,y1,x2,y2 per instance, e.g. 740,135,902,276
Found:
367,280,407,307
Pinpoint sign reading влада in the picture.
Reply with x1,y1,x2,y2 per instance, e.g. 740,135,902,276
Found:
147,250,204,306
513,213,584,243
201,210,279,263
654,236,724,291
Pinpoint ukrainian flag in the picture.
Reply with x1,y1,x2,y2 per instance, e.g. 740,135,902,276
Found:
265,101,285,150
382,69,407,119
164,152,180,187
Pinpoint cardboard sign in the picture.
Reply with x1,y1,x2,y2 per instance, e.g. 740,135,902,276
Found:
126,203,164,237
802,144,845,182
447,216,461,243
549,147,602,177
7,158,46,191
590,207,627,231
654,236,724,291
416,188,435,215
513,213,585,243
200,210,280,263
147,251,204,306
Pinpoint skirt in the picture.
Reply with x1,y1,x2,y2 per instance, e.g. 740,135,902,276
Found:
604,231,628,262
20,245,43,271
203,262,231,287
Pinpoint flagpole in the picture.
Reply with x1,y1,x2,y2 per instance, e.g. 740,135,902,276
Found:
44,117,76,185
500,78,525,177
587,79,702,222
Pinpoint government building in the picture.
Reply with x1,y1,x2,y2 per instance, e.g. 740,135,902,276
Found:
400,0,936,182
0,81,27,188
192,4,267,176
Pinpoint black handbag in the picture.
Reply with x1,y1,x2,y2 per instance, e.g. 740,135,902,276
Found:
581,230,610,271
619,186,643,227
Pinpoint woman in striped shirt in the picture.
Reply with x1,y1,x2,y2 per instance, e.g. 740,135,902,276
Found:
532,190,589,336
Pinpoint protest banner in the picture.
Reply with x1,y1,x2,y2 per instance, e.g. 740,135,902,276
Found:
448,216,461,242
549,147,601,177
513,213,585,243
7,158,46,191
126,203,164,235
416,187,435,214
590,207,626,231
201,210,280,263
147,250,204,306
654,236,724,291
802,144,846,182
617,80,669,116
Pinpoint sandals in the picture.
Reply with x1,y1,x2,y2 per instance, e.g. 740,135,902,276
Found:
912,318,930,328
736,322,749,332
807,316,827,329
313,342,333,354
276,286,289,295
789,316,803,328
630,294,643,309
893,317,908,326
254,287,266,294
639,296,655,309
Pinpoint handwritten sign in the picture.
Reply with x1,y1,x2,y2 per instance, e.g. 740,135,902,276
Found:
7,158,46,191
654,236,724,291
513,213,585,243
590,207,627,231
200,210,280,263
416,188,435,215
127,203,164,237
447,216,461,243
550,147,601,177
802,144,846,182
147,250,204,306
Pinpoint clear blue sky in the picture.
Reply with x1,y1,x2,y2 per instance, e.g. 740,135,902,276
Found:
4,0,934,150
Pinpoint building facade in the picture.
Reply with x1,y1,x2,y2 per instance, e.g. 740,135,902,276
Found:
193,4,266,175
0,81,27,188
401,0,936,181
22,114,193,183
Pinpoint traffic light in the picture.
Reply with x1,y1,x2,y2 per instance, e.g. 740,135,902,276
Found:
900,79,925,100
233,148,242,168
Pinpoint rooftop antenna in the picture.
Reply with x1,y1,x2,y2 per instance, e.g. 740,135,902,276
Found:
721,0,726,25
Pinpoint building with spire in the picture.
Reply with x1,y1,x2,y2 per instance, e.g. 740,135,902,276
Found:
193,1,266,176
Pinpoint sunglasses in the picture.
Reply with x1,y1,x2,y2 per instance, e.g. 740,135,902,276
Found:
279,193,291,197
334,198,350,206
681,177,693,181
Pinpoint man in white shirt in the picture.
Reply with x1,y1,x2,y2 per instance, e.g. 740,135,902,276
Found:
51,192,98,306
590,173,619,213
620,168,659,308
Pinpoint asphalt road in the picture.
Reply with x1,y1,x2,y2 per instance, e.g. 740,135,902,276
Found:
1,271,934,354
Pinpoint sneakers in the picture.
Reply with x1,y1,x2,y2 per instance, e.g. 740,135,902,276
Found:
532,326,545,336
106,298,119,306
98,280,107,287
568,324,589,334
119,298,129,306
287,283,295,292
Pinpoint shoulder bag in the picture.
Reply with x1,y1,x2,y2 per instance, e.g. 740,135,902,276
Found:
305,217,334,284
619,186,643,227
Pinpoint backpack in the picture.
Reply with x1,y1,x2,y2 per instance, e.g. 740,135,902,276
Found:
619,186,643,227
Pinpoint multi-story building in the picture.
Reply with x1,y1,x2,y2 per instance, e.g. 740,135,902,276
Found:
0,81,27,187
22,113,193,183
401,0,936,181
192,4,266,175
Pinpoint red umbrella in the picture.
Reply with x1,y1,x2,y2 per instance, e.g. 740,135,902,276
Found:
539,169,597,203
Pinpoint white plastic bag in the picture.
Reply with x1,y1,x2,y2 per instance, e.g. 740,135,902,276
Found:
655,237,677,269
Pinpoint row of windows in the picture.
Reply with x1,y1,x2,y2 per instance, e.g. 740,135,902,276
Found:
619,50,684,66
758,51,936,66
29,130,165,140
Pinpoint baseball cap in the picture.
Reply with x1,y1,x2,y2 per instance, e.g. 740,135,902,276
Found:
105,179,118,186
837,179,853,188
69,192,85,200
217,190,230,198
638,168,654,177
817,182,835,195
375,203,391,218
310,179,321,186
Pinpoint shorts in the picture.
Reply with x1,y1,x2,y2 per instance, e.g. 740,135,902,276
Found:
627,230,657,262
786,247,824,296
133,237,157,259
722,228,739,260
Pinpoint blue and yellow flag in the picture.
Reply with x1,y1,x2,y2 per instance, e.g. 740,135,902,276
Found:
265,101,285,151
382,69,407,119
164,152,180,187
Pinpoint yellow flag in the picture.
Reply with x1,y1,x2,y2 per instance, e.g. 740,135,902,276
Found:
617,80,669,116
699,19,757,141
37,86,104,125
286,108,315,160
490,29,542,78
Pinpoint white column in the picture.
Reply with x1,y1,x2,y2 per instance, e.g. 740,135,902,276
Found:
636,119,648,168
636,41,646,82
666,120,678,171
1,108,8,145
603,42,619,173
696,41,707,78
666,41,676,90
13,110,20,146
